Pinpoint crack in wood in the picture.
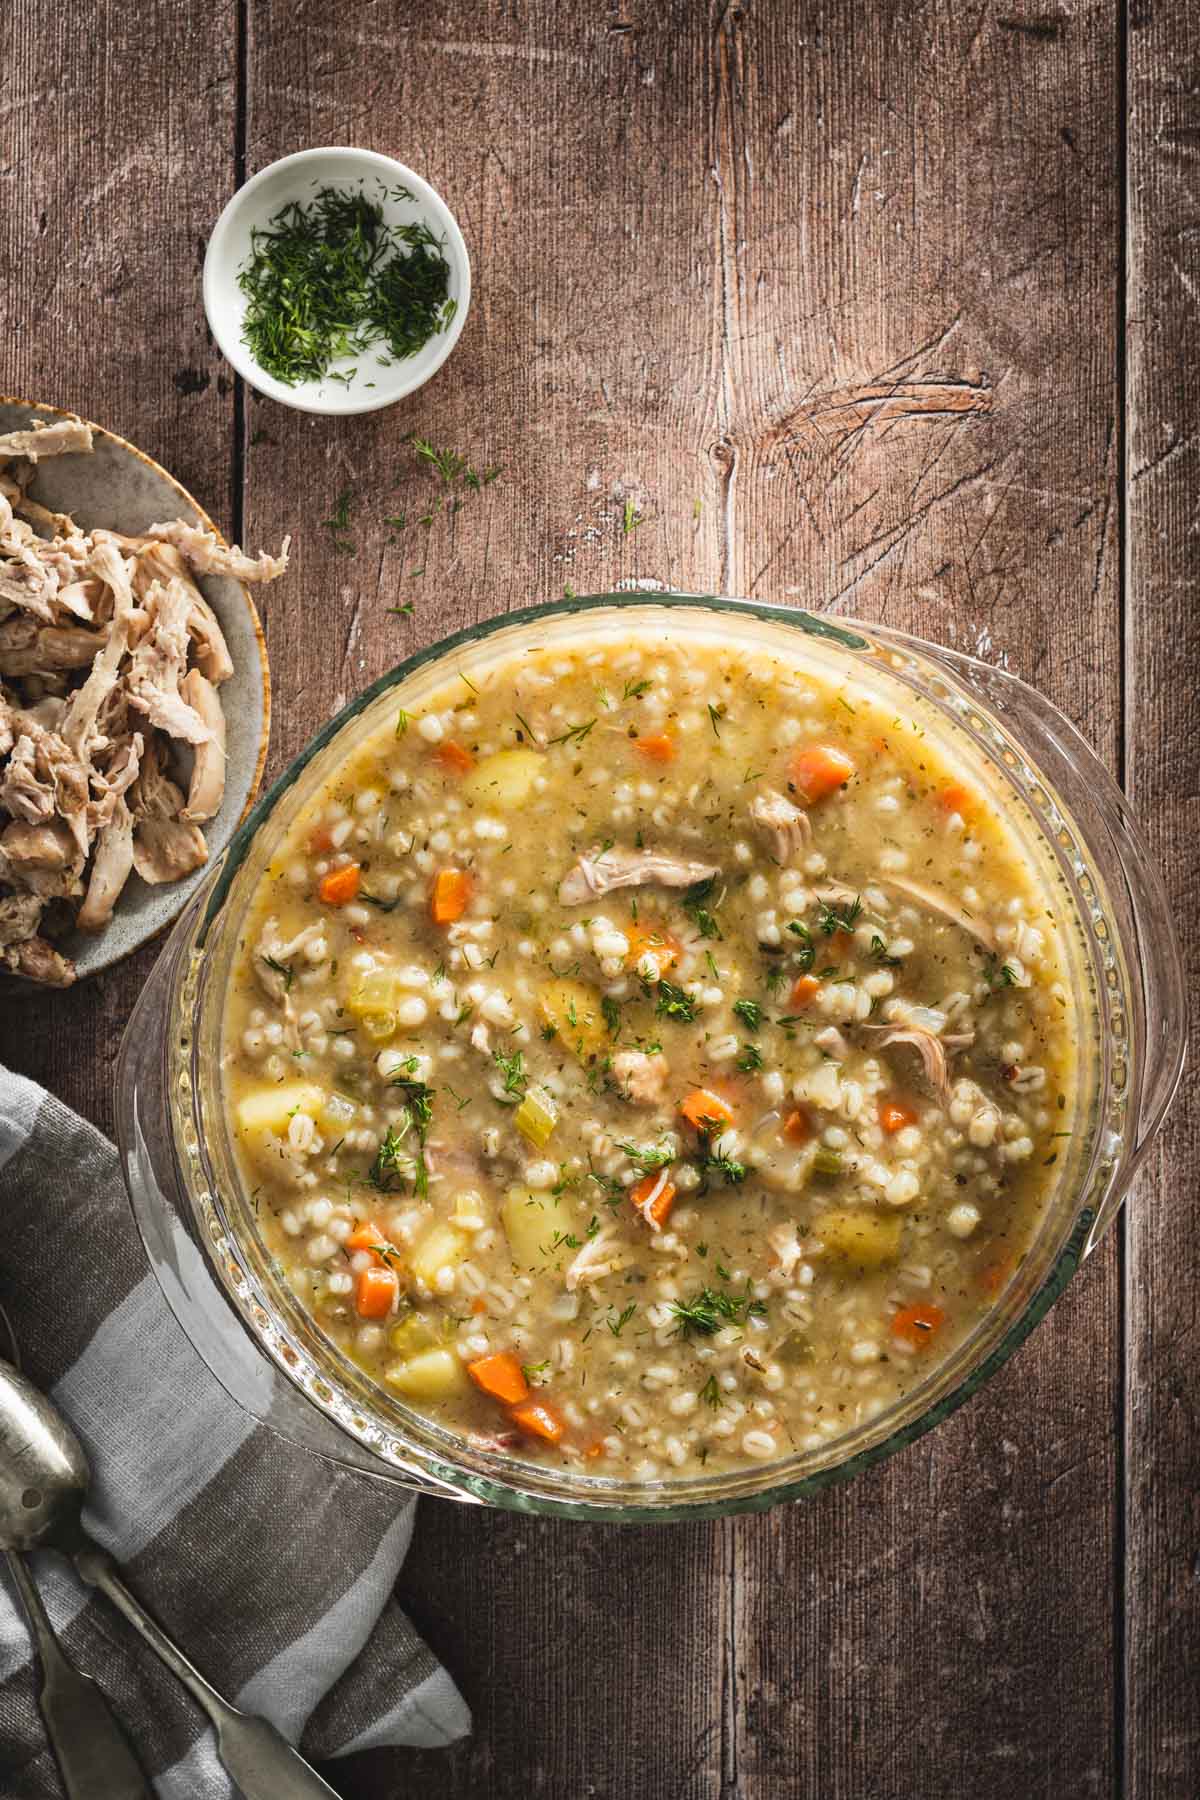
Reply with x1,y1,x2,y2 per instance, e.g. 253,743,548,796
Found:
762,378,992,455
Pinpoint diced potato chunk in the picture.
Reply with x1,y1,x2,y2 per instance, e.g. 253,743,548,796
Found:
501,1186,572,1269
811,1208,903,1269
385,1347,467,1399
537,978,608,1063
346,969,406,1018
462,747,544,810
409,1220,470,1288
235,1082,324,1148
316,1090,358,1137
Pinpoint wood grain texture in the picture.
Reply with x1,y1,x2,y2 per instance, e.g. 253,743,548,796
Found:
1124,4,1200,1795
0,0,238,1138
0,0,1193,1797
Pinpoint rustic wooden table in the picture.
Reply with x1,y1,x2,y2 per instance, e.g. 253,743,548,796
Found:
2,2,1196,1795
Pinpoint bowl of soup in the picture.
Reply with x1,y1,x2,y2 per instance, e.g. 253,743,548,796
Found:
116,596,1185,1517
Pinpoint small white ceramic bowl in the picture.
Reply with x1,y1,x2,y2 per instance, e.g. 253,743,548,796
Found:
203,147,471,416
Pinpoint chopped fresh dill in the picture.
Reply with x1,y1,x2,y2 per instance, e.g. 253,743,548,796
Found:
607,1302,637,1337
732,997,763,1031
669,1285,765,1337
261,953,294,991
395,708,410,736
601,995,622,1036
654,980,697,1023
682,876,722,941
622,498,642,534
817,895,863,935
870,932,902,967
359,890,402,912
236,185,453,386
736,1043,763,1073
623,677,652,700
700,1373,722,1408
493,1046,527,1099
787,919,816,970
707,703,724,737
617,1140,674,1173
546,718,596,748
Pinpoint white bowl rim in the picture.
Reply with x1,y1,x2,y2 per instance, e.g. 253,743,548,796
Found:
202,146,472,417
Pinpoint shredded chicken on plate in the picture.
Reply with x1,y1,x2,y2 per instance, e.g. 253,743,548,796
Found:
0,419,289,983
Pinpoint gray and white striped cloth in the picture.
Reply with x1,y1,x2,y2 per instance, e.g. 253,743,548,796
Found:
0,1065,469,1798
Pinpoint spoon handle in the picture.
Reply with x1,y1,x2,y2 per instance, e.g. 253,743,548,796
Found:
4,1549,150,1800
73,1543,341,1800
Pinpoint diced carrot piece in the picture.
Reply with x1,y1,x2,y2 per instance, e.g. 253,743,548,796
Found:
633,733,676,764
783,1107,814,1144
938,782,973,815
355,1265,398,1319
789,744,856,804
891,1302,947,1350
346,1219,384,1254
308,825,334,854
583,1438,606,1460
435,740,476,775
470,1296,488,1315
508,1397,566,1444
789,974,821,1007
625,921,681,974
317,862,361,906
680,1088,736,1132
430,868,472,924
878,1097,919,1135
631,1172,676,1228
467,1352,529,1406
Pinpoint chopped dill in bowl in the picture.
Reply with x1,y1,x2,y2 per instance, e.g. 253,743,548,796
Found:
236,183,455,387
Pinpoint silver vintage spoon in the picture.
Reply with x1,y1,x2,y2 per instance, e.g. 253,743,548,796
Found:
0,1357,340,1800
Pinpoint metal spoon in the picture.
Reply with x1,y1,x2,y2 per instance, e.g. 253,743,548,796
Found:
0,1358,340,1799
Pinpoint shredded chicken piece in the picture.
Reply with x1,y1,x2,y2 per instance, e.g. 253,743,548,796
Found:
78,797,134,931
750,789,812,863
146,520,291,584
611,1049,671,1106
767,1222,805,1279
132,540,234,683
0,623,104,677
131,816,208,885
881,876,997,953
252,916,326,1004
564,1225,627,1291
0,934,75,985
126,579,213,745
179,670,226,821
813,1025,849,1058
862,1023,974,1109
0,420,94,464
0,891,44,947
559,845,719,906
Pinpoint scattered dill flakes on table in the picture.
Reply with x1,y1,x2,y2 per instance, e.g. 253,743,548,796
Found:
236,183,455,386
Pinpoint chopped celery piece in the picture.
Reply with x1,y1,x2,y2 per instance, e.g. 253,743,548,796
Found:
812,1148,844,1177
388,1313,438,1356
515,1086,558,1148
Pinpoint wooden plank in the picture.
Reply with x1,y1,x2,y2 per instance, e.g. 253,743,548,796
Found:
245,4,735,1797
0,0,238,1136
720,4,1125,1797
1124,4,1200,1795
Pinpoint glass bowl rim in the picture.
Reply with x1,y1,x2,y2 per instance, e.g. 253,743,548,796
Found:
189,591,1132,1519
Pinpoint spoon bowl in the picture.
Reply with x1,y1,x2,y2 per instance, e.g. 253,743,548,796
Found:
0,1359,88,1553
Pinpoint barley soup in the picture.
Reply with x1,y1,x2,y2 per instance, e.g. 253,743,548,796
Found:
222,633,1078,1479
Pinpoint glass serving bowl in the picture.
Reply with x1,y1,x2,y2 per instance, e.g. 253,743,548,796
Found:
115,596,1186,1520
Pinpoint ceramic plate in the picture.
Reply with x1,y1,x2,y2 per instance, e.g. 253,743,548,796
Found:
0,397,271,980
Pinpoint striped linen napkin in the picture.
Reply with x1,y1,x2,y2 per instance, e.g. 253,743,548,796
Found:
0,1064,469,1798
